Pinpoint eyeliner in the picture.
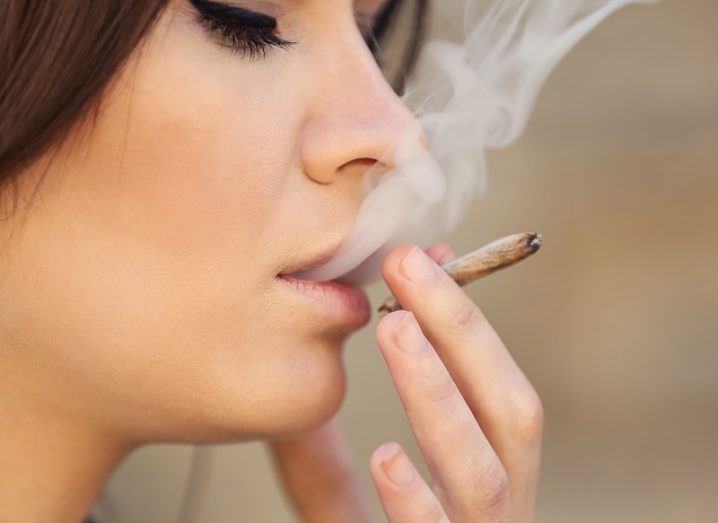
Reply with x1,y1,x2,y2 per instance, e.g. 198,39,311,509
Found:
189,0,277,28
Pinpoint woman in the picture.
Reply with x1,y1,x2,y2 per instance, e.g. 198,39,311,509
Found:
0,1,543,521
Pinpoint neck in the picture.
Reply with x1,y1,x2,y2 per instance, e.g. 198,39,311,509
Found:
0,373,132,522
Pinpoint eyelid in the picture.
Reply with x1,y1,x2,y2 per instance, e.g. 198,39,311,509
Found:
190,0,295,59
235,0,281,16
190,0,285,29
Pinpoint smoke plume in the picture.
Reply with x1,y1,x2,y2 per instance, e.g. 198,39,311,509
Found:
295,0,654,285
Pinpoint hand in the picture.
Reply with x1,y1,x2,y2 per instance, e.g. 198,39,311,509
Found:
369,242,543,522
268,419,373,523
267,245,465,523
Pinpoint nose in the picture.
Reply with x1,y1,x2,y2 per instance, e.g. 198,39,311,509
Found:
299,40,426,185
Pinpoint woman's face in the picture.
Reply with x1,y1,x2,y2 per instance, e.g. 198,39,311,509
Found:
0,0,418,442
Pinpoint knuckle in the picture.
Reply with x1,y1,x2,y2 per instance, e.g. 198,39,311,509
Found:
508,388,544,445
472,460,511,516
420,369,459,405
447,297,484,333
443,452,509,519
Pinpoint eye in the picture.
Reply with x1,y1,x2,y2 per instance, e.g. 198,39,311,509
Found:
190,0,295,60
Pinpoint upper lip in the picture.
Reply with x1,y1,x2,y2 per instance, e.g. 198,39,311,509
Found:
278,240,345,279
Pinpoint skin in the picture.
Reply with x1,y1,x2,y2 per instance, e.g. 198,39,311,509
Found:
0,0,542,521
272,244,543,522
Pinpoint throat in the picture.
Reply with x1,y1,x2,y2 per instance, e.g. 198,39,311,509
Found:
0,382,132,522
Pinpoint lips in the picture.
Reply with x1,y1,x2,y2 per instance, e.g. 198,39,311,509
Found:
277,241,344,281
276,240,371,327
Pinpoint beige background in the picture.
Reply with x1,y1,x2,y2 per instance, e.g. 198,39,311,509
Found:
97,1,718,521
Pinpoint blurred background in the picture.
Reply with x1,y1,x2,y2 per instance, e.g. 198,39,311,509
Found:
97,1,718,521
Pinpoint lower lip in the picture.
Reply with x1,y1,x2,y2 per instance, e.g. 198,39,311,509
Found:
276,275,371,327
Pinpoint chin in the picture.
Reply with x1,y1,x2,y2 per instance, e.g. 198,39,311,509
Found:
267,362,348,442
177,338,350,444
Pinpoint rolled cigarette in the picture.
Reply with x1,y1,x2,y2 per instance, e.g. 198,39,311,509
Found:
378,232,543,314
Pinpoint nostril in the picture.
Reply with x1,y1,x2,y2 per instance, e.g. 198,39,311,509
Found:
337,157,389,176
339,158,377,170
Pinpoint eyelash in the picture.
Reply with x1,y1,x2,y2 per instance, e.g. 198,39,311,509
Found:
193,9,294,60
192,1,385,65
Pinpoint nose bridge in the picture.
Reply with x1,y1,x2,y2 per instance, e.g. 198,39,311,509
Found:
299,41,424,184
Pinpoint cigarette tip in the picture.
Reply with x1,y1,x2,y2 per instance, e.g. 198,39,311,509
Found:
528,233,543,252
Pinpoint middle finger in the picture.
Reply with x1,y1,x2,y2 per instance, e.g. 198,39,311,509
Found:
376,310,509,520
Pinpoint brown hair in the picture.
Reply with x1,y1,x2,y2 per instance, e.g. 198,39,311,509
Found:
0,1,171,214
0,0,428,216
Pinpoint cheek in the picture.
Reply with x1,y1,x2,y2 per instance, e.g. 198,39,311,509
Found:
0,13,347,440
91,34,297,265
50,11,306,321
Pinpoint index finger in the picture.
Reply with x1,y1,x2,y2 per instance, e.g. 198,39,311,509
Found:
381,245,543,509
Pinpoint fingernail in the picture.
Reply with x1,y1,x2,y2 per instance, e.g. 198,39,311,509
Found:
400,246,440,283
379,443,415,487
391,311,427,354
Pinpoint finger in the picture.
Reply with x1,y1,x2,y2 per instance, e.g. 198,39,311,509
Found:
424,243,456,265
268,420,372,523
382,245,543,517
376,310,510,521
369,442,449,523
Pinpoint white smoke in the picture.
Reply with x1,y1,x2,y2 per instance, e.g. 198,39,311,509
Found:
295,0,655,285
